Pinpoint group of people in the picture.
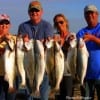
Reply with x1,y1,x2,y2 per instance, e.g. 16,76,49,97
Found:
0,0,100,100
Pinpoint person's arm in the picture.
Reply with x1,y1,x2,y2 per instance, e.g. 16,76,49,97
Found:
83,33,100,45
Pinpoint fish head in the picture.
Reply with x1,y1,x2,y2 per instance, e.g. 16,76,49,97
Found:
45,39,54,49
17,36,24,49
70,38,77,48
7,38,15,51
68,34,77,48
79,38,85,48
54,41,61,52
24,39,33,51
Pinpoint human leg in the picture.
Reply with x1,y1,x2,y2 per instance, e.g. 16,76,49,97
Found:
60,76,73,100
3,80,9,100
0,76,5,100
95,80,100,100
40,74,50,100
81,80,95,100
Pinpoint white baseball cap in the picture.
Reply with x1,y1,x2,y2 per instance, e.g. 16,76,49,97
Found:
84,4,98,13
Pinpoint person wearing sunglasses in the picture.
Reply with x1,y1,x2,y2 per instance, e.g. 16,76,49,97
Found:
53,13,76,100
18,0,54,100
0,14,17,100
77,5,100,100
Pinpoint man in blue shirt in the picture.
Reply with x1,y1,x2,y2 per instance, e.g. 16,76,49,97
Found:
77,4,100,100
18,1,54,100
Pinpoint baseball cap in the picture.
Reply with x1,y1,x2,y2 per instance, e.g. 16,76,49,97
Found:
84,4,98,13
0,14,10,22
28,0,42,12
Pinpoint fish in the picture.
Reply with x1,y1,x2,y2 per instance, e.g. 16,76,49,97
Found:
65,34,77,79
16,35,26,89
45,40,64,94
23,39,45,97
16,35,34,89
77,38,89,86
23,39,35,90
4,38,16,93
29,40,45,97
16,38,46,97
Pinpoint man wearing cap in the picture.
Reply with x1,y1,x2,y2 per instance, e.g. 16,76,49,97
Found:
18,0,54,100
0,14,16,100
77,4,100,100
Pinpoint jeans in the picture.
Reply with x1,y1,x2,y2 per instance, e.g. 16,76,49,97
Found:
23,73,49,100
59,76,73,100
7,93,16,100
15,73,50,100
32,74,50,100
80,79,100,100
0,76,8,100
0,76,17,100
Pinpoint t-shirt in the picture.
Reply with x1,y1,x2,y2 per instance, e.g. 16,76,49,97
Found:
18,19,54,40
76,23,100,79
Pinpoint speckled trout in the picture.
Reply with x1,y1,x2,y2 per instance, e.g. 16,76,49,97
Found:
65,34,77,79
16,35,29,89
77,38,89,86
4,38,16,92
45,40,64,93
30,40,45,97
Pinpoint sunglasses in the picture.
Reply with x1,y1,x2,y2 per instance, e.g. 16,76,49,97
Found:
0,20,10,25
29,8,40,12
55,21,64,25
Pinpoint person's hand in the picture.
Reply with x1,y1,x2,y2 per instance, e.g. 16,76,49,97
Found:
83,33,95,42
53,34,63,46
67,34,75,43
0,33,10,42
4,34,11,40
53,34,60,42
23,34,29,42
41,37,52,45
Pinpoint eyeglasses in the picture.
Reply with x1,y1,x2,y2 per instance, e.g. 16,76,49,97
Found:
0,20,10,25
29,8,40,12
55,21,64,26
